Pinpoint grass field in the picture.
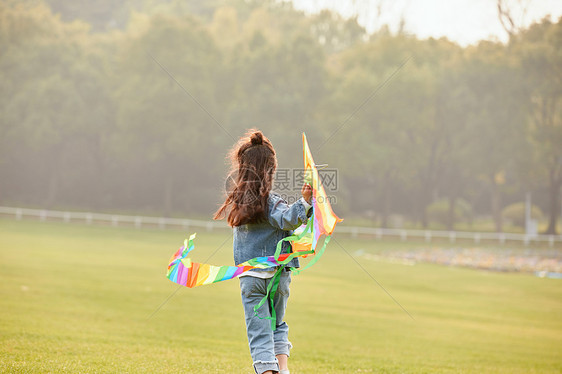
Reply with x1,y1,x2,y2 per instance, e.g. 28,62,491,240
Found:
1,219,561,373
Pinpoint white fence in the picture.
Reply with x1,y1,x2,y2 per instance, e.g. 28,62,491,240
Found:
1,206,561,247
336,226,561,247
0,206,224,232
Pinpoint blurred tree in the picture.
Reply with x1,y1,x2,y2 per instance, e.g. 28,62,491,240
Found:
209,6,240,50
115,13,225,215
328,34,469,228
305,10,366,55
0,2,106,207
43,0,238,31
227,18,327,169
462,41,527,232
428,198,472,228
516,18,562,234
431,51,477,231
496,0,530,39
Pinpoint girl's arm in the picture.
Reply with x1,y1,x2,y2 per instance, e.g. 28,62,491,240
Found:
268,189,312,231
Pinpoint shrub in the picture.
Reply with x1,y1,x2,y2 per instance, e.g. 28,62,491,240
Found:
502,202,543,227
427,198,472,227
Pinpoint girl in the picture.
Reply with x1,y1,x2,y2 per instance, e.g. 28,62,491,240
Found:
214,130,312,374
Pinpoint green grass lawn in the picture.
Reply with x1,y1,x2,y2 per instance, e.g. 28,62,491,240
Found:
1,219,561,373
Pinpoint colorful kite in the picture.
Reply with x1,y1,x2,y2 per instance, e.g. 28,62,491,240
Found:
166,133,342,329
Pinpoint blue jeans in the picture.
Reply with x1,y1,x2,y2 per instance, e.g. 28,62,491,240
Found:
239,271,292,374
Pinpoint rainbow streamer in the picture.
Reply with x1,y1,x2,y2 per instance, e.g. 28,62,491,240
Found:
166,133,342,328
166,227,315,288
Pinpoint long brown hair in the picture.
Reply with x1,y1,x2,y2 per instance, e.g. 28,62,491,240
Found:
214,129,277,227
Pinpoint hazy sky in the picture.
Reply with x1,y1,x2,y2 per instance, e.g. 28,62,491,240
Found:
291,0,562,45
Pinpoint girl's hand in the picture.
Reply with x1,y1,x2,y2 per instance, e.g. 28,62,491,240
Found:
301,183,312,204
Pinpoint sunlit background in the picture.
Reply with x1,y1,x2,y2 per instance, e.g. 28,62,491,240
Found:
1,0,561,235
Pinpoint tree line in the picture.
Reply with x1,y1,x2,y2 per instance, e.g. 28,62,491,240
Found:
0,1,560,234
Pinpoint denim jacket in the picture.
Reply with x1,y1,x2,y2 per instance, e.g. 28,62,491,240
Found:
233,192,310,270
